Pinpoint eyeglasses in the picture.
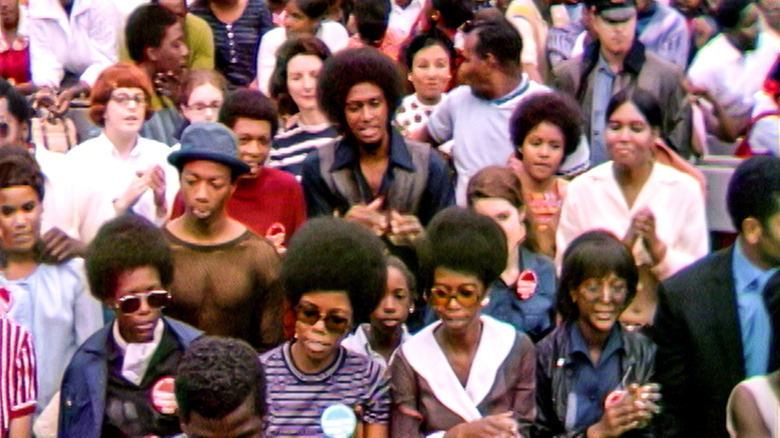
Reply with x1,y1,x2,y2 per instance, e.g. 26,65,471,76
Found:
185,101,222,112
114,290,170,314
578,279,629,302
428,286,481,308
110,94,148,106
294,302,351,333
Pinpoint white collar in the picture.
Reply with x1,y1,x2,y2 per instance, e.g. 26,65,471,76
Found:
113,318,164,386
401,315,516,421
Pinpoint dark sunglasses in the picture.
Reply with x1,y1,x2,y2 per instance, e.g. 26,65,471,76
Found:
294,302,351,333
115,290,170,314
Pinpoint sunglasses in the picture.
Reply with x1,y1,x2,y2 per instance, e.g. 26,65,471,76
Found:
114,290,170,314
294,302,351,333
428,286,481,308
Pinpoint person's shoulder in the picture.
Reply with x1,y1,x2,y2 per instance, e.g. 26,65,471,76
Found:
185,12,212,32
259,342,286,364
343,347,387,377
652,162,702,190
163,317,202,346
663,248,731,291
68,324,111,364
643,51,683,75
262,166,302,187
567,162,611,188
535,324,567,362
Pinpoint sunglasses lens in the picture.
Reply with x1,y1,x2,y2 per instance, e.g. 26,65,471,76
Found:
325,315,349,333
118,296,141,314
295,305,321,325
147,291,169,308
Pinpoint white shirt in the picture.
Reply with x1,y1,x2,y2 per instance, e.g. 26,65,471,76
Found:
556,162,709,279
255,22,349,96
426,77,550,205
687,32,778,123
387,0,425,40
3,259,103,413
62,133,179,243
28,0,119,88
34,143,70,234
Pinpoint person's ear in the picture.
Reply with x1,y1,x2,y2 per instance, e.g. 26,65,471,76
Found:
145,45,160,64
742,217,764,245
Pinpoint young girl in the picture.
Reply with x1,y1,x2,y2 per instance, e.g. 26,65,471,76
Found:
508,91,583,259
342,256,416,366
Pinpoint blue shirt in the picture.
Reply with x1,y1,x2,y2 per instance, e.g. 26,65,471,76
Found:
483,246,557,342
732,239,776,377
590,54,616,165
567,323,624,431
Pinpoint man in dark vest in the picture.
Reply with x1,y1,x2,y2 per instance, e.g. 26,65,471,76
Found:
301,47,454,246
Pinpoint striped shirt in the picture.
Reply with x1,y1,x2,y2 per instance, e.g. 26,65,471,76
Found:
267,122,339,179
0,318,36,438
259,341,390,437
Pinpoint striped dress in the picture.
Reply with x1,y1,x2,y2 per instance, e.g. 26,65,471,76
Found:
259,341,390,437
267,122,339,179
0,318,36,438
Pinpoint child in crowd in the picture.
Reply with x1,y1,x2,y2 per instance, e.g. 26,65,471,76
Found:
507,91,583,259
342,255,416,367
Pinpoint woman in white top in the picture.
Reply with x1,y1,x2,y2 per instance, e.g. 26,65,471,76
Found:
255,0,348,95
556,88,708,328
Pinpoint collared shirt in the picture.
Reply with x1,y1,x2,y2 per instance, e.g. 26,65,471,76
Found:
388,0,425,39
567,323,624,431
112,319,165,386
590,54,616,166
301,128,454,225
732,238,776,377
3,260,103,413
341,323,410,368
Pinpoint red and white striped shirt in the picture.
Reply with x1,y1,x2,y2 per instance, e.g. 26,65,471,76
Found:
0,317,36,438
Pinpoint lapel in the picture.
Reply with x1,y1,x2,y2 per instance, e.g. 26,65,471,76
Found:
701,248,745,378
81,328,112,427
401,316,517,422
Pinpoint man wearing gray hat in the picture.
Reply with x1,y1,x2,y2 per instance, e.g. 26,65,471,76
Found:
162,122,284,352
552,0,692,164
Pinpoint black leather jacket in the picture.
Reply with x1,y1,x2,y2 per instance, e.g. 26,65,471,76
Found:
533,323,657,438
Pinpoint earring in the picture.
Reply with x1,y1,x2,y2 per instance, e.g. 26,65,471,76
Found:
408,304,415,314
481,296,490,307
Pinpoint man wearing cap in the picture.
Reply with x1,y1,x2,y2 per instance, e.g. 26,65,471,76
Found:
552,0,692,164
164,122,284,352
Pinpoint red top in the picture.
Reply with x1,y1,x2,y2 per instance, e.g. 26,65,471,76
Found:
171,166,307,245
0,47,30,86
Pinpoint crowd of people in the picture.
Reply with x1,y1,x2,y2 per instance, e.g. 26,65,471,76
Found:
0,0,778,436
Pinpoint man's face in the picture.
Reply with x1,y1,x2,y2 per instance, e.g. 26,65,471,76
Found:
593,8,638,56
344,82,389,151
0,98,24,147
755,211,780,269
181,396,263,438
458,32,494,99
727,3,762,52
180,160,235,221
152,22,189,74
232,118,273,177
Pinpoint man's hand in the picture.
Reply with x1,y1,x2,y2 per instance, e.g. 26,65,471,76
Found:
387,211,423,247
344,197,388,236
445,412,519,438
37,228,85,263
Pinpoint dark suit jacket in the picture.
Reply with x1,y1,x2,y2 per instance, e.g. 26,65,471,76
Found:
652,247,746,437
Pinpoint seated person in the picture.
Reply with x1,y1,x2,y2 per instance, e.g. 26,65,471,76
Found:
28,0,119,114
342,255,416,367
125,3,189,146
120,0,215,71
390,207,536,437
259,217,390,436
535,230,660,437
171,89,306,248
0,147,103,415
176,336,266,438
0,0,32,94
58,214,201,437
467,166,557,342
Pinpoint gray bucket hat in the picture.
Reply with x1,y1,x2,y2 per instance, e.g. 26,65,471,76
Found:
168,122,251,175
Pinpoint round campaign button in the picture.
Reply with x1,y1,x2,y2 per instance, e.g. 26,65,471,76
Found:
151,376,177,415
516,269,538,301
320,403,357,438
